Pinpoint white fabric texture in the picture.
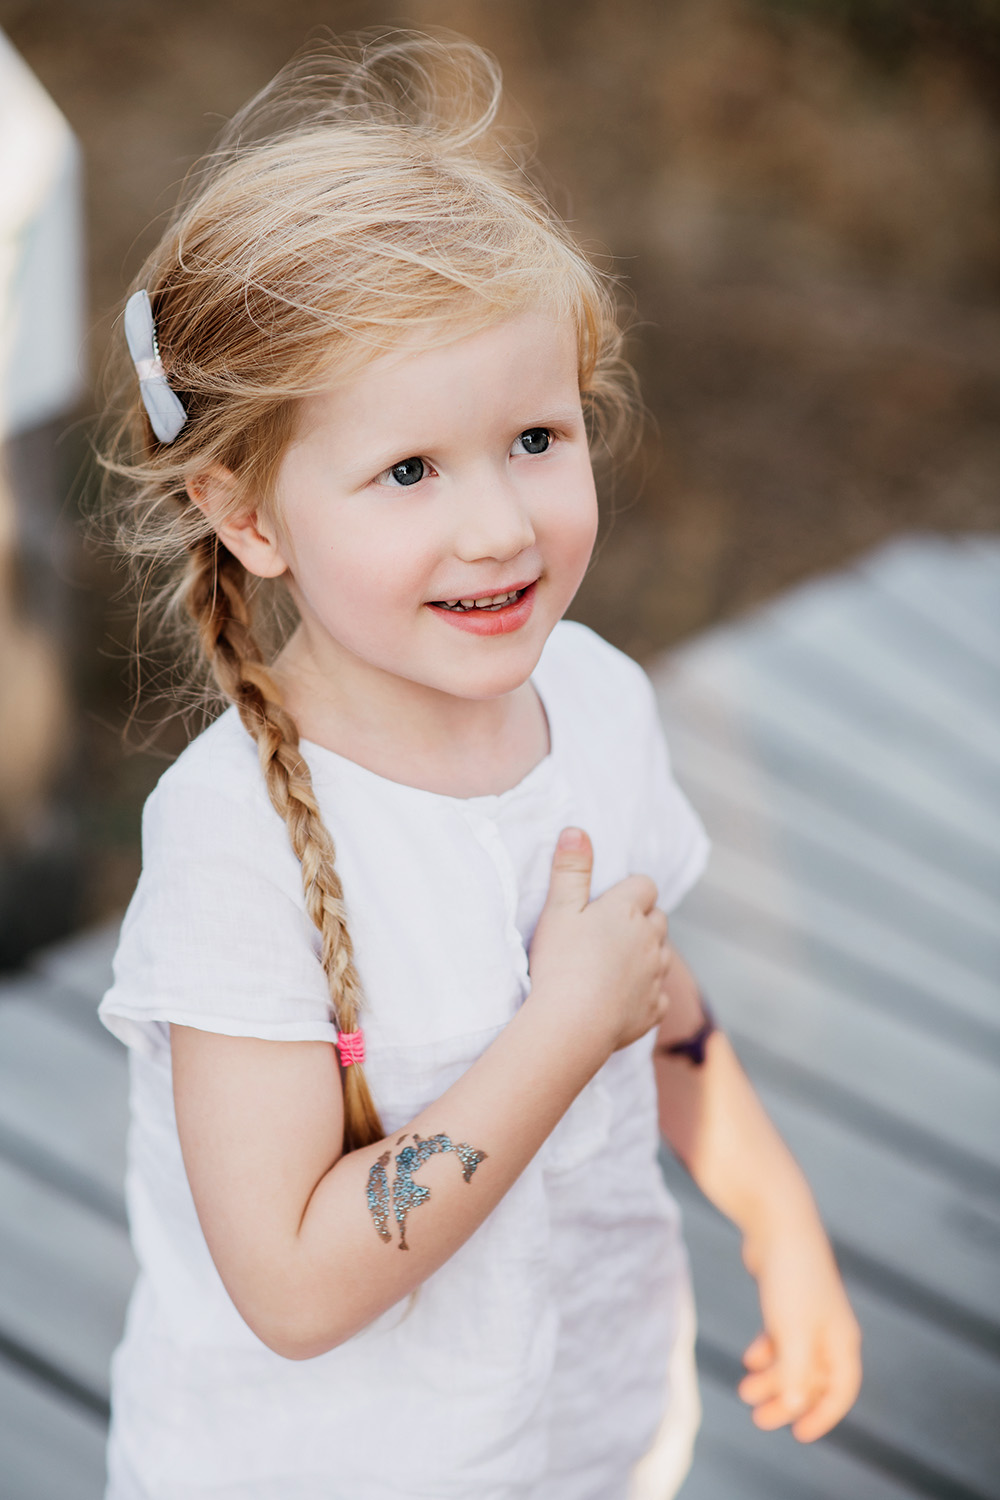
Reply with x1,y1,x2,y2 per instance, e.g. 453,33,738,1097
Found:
100,620,709,1500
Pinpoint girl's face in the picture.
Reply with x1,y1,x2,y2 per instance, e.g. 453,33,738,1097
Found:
267,310,599,706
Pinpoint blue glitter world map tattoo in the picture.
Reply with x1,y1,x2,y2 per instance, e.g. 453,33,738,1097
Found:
366,1132,487,1250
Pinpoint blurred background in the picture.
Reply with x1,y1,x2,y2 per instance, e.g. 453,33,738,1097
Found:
1,0,999,949
1,5,999,1499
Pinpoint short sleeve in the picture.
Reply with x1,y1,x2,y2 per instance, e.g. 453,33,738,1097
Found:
634,669,710,913
98,771,337,1057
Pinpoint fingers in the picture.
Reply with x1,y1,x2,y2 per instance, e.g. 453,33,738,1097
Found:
791,1322,863,1443
742,1333,774,1371
790,1364,862,1443
546,828,593,912
737,1329,862,1442
738,1321,812,1429
614,873,660,915
739,1355,815,1431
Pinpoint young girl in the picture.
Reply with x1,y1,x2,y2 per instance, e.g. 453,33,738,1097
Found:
97,32,861,1500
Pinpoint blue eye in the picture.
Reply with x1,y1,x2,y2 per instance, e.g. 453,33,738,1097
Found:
515,428,551,455
385,457,425,487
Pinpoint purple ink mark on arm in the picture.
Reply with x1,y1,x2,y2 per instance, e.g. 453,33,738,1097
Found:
658,994,717,1068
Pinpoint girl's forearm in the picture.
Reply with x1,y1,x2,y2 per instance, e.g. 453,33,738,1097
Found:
174,845,668,1358
654,954,821,1246
259,992,609,1358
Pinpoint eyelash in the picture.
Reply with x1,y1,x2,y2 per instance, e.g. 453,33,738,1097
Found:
373,427,556,489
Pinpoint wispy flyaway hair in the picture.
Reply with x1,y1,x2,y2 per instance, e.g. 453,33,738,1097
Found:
99,29,639,1151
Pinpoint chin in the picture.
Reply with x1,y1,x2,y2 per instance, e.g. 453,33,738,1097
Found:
437,641,547,702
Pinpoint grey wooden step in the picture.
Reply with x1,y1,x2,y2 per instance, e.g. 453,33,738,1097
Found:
0,1156,134,1400
0,1359,106,1500
814,548,1000,703
655,670,1000,895
666,1085,1000,1343
0,986,128,1221
666,640,1000,855
674,1185,1000,1498
1,533,994,1500
29,920,118,1009
677,1377,922,1500
666,726,1000,1007
861,537,1000,667
771,573,1000,756
682,839,999,1051
670,914,1000,1183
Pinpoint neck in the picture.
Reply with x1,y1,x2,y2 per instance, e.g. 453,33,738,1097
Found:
271,628,550,798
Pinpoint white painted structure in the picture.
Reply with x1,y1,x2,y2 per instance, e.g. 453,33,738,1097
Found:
0,30,84,440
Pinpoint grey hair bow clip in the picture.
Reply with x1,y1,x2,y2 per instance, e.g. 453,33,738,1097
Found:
124,290,188,444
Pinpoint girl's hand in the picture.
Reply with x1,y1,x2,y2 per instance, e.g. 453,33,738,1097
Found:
528,827,671,1053
738,1210,862,1442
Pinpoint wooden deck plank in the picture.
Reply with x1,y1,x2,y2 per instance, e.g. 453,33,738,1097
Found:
0,1359,106,1500
2,534,995,1500
862,537,1000,665
0,1156,134,1398
766,586,1000,770
667,725,1000,999
690,1085,1000,1337
734,635,1000,829
29,921,117,1008
670,914,1000,1178
818,549,1000,704
661,645,1000,859
0,988,129,1213
673,1185,1000,1497
776,561,998,697
678,1379,923,1500
655,669,999,895
665,706,1000,938
680,836,999,1049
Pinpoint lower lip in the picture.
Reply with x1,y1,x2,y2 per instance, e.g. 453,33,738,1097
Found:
427,582,537,636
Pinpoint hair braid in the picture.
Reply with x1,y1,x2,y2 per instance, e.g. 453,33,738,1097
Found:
185,533,384,1153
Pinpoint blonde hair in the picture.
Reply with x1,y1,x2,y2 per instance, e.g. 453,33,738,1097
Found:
101,29,639,1153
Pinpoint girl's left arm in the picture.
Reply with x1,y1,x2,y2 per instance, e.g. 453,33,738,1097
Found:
654,949,862,1443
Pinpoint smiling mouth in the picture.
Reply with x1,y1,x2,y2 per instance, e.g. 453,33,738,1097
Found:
431,586,531,613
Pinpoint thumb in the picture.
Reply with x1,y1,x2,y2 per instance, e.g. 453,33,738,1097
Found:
545,828,593,912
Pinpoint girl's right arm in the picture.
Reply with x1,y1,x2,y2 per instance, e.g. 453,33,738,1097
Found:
171,828,670,1360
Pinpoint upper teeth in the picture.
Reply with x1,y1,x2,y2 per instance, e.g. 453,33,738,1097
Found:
439,590,522,611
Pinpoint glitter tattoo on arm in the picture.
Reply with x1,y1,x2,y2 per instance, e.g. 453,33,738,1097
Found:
365,1132,487,1250
366,1150,393,1244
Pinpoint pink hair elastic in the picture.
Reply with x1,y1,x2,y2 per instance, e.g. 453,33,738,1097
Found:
336,1029,366,1067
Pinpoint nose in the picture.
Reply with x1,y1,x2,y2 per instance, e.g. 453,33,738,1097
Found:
451,467,536,565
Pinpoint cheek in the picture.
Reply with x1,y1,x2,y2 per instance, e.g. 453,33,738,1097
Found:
292,514,433,619
542,467,599,574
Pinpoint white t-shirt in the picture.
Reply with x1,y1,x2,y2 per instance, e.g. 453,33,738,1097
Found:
99,621,709,1500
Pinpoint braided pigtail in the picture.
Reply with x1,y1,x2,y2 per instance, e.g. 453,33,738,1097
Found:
99,32,639,1155
185,533,384,1153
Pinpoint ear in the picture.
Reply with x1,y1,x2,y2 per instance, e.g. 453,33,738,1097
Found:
186,467,288,580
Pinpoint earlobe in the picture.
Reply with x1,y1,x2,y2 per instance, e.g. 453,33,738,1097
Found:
186,467,289,580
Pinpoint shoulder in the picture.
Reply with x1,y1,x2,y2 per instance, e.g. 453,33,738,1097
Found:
102,706,335,1054
146,706,266,816
535,620,657,727
141,706,284,859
